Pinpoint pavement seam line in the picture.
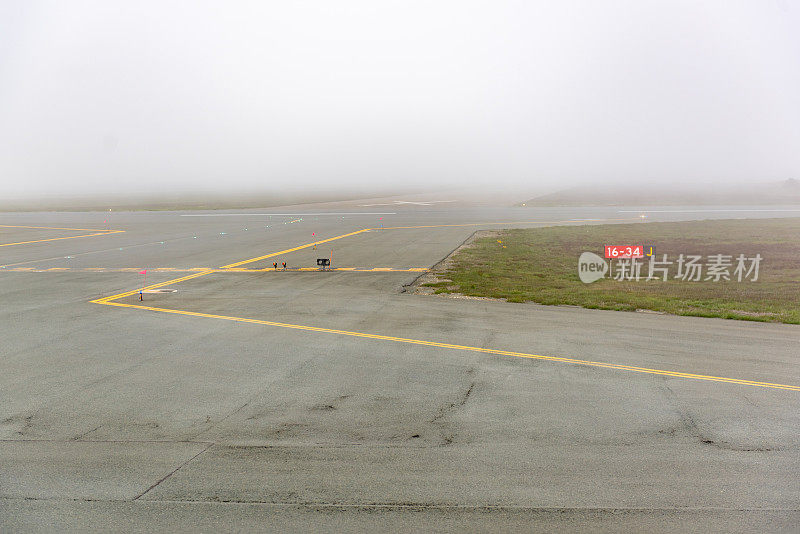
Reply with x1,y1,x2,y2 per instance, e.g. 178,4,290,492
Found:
2,496,799,511
2,495,799,511
132,442,214,501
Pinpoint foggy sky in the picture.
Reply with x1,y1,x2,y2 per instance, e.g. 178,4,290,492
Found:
1,1,799,198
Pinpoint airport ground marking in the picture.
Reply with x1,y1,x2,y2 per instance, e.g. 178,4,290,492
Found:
89,228,384,302
371,218,640,230
180,212,398,216
221,219,631,268
0,225,124,247
3,266,429,273
90,270,215,304
0,224,119,232
93,299,800,392
220,229,370,269
87,215,800,393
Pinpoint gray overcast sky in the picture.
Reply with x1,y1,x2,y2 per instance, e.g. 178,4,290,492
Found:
1,1,798,197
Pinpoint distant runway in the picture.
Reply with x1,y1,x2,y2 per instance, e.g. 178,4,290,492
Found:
180,212,397,216
1,203,798,531
620,208,800,213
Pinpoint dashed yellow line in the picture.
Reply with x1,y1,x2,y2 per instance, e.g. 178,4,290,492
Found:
87,228,413,304
2,266,429,273
95,300,800,392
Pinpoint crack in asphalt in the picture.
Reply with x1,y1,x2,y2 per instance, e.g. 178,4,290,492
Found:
428,368,477,445
661,383,781,452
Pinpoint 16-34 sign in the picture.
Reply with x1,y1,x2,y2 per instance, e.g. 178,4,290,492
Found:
604,245,654,259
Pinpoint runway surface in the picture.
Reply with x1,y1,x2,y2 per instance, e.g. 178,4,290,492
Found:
1,202,799,531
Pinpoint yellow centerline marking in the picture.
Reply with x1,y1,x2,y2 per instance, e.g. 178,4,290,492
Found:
0,224,117,231
221,229,369,269
90,270,215,304
0,225,124,247
95,300,800,392
0,231,124,247
88,228,400,303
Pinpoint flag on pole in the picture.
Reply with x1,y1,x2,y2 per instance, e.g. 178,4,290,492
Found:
140,269,147,296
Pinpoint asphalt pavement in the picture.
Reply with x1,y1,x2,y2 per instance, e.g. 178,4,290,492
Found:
1,201,799,532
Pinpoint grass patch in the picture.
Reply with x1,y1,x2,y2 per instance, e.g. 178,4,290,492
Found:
425,218,800,324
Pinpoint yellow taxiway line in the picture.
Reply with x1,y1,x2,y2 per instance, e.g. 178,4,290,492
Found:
0,225,124,247
0,224,120,232
94,299,800,392
90,270,215,304
90,228,382,303
220,229,370,269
